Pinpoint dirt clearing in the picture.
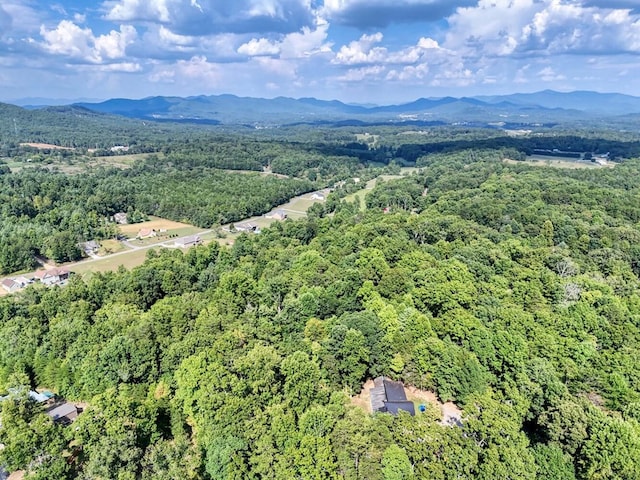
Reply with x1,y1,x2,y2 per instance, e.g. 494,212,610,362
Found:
118,217,197,236
351,379,463,426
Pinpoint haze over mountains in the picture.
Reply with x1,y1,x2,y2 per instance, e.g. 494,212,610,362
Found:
7,90,640,127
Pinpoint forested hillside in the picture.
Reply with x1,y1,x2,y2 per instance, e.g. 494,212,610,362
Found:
1,151,640,479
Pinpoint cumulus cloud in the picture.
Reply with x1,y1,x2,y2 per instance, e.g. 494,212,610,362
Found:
237,19,332,60
102,0,316,35
38,20,136,63
149,55,220,84
538,66,566,82
333,32,444,66
322,0,476,28
445,0,640,57
238,37,280,56
337,65,386,82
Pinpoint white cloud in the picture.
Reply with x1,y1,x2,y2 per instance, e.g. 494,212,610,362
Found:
278,21,332,58
104,0,171,23
337,65,386,82
445,0,640,57
149,55,220,84
538,66,565,82
38,20,137,64
237,18,332,59
238,37,280,56
333,32,386,65
386,63,429,82
333,32,444,66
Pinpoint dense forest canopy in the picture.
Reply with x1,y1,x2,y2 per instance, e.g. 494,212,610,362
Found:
1,141,640,479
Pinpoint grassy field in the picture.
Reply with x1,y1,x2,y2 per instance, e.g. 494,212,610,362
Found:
98,239,128,255
505,157,611,169
72,248,160,276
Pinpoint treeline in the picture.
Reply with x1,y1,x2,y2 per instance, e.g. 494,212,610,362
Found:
1,153,640,478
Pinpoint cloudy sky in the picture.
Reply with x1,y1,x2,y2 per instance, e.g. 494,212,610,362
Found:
2,0,640,103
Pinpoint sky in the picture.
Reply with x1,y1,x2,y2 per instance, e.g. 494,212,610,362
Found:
1,0,640,104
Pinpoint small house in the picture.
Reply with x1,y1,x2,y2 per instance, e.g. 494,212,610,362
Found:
34,268,70,286
174,235,202,248
80,240,100,255
113,212,128,224
266,209,287,221
1,279,21,294
235,223,258,233
370,376,415,416
46,403,78,425
311,192,325,201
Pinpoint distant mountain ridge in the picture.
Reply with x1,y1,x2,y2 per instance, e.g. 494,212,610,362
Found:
67,90,640,125
4,90,640,126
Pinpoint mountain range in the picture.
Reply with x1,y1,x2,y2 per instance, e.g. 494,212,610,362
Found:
7,90,640,127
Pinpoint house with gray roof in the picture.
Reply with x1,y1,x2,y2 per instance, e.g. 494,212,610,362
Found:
370,376,416,416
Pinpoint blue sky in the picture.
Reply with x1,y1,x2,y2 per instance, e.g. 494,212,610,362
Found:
2,0,640,103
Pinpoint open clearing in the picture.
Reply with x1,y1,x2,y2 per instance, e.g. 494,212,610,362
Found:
351,379,462,426
20,142,73,150
504,156,612,169
72,248,158,276
119,217,200,236
98,239,128,255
